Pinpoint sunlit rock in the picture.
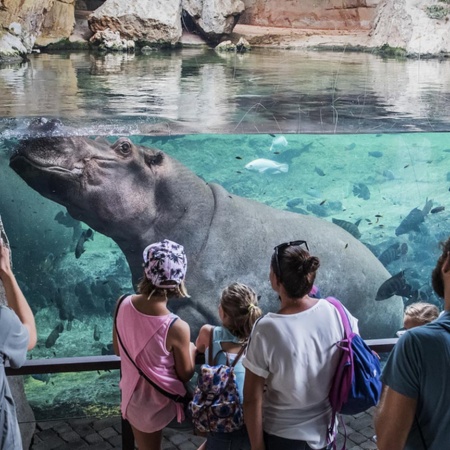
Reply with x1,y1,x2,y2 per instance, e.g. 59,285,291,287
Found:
215,40,236,51
0,0,55,59
370,0,450,56
88,0,182,46
183,0,245,44
90,29,135,52
35,0,76,47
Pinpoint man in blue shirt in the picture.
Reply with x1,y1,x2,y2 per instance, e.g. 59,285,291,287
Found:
0,236,37,450
375,237,450,450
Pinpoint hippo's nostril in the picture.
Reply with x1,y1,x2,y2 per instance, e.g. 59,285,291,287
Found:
28,118,62,134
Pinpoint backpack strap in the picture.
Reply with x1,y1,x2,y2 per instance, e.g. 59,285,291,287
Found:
209,326,247,367
325,296,352,450
326,296,353,338
114,294,188,405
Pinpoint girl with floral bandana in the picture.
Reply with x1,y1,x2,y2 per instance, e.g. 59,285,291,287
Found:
113,239,196,450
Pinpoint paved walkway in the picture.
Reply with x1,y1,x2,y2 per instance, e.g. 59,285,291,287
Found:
30,408,378,450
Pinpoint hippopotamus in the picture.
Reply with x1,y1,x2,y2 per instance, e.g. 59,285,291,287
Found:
10,119,403,339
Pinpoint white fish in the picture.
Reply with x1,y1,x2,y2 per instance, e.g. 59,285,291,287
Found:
245,159,289,174
269,135,288,152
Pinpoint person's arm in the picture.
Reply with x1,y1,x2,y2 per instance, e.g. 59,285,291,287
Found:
243,369,266,450
0,239,37,350
167,319,195,382
195,324,213,354
374,385,417,450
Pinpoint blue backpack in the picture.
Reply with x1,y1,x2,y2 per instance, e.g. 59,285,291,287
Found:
326,297,382,448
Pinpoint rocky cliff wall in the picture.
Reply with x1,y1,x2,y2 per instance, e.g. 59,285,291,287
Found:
240,0,382,30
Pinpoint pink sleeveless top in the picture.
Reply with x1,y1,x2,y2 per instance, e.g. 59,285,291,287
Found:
116,295,186,432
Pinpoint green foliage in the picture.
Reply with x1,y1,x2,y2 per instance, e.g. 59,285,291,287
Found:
377,44,407,58
426,4,449,19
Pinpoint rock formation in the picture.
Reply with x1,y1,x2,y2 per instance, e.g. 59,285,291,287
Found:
370,0,450,56
36,0,76,47
182,0,245,44
88,0,183,46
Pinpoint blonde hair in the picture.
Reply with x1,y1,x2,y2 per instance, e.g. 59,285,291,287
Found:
137,275,189,299
220,282,262,341
404,302,439,327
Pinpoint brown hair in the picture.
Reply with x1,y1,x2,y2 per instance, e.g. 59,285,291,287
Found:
271,246,320,298
404,302,439,326
431,236,450,298
220,282,262,341
137,275,189,299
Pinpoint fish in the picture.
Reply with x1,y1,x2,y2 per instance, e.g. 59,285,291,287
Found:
430,206,445,214
45,322,64,348
395,198,433,236
269,135,288,152
315,166,325,177
332,218,362,239
368,151,383,158
352,182,370,200
375,270,414,301
93,324,101,342
345,143,356,150
75,228,94,258
245,159,289,174
378,242,408,267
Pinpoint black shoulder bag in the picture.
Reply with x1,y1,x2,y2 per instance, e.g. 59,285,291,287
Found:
114,294,190,405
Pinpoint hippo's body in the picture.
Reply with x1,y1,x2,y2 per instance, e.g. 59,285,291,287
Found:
10,120,403,338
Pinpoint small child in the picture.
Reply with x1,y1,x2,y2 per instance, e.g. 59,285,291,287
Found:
195,282,262,450
113,239,196,450
397,302,440,336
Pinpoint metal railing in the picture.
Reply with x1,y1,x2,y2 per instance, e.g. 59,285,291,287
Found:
6,338,397,450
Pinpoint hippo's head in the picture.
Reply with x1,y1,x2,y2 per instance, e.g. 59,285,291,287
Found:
10,119,172,237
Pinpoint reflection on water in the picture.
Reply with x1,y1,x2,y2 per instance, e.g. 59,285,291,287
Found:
1,49,450,135
1,48,450,419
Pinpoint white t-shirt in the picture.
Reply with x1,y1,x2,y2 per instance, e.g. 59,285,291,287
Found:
243,299,359,449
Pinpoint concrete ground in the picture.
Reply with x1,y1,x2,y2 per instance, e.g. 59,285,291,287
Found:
30,408,378,450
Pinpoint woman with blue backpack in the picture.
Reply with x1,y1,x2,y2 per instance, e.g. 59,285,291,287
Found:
243,240,359,450
193,282,262,450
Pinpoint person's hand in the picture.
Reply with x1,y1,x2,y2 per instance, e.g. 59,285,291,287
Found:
0,237,12,280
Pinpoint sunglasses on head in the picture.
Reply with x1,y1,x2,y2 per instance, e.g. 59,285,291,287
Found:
273,240,309,281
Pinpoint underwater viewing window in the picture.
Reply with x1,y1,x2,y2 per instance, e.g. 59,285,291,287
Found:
1,48,450,420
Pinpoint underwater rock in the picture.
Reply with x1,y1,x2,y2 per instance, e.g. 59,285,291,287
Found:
10,121,404,338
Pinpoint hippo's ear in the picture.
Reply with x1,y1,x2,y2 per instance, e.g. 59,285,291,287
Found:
144,151,164,168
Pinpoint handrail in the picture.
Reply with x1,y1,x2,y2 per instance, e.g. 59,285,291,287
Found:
5,338,398,450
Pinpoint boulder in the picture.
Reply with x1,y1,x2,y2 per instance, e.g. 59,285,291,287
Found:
89,28,135,51
36,0,76,47
183,0,245,44
0,218,35,450
88,0,182,46
370,0,450,56
0,0,55,60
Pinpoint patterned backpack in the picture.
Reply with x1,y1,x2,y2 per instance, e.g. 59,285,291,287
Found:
189,328,246,433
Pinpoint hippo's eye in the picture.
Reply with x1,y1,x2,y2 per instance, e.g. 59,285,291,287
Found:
118,141,131,155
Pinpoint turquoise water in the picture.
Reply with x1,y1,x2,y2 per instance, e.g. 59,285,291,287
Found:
1,48,450,419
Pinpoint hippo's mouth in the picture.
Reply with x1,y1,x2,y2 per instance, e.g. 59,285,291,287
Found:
10,153,85,177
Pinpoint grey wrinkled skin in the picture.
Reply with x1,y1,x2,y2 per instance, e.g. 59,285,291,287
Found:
10,122,403,339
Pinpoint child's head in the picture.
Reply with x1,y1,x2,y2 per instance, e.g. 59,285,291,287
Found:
219,282,262,341
403,302,439,329
138,239,189,299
